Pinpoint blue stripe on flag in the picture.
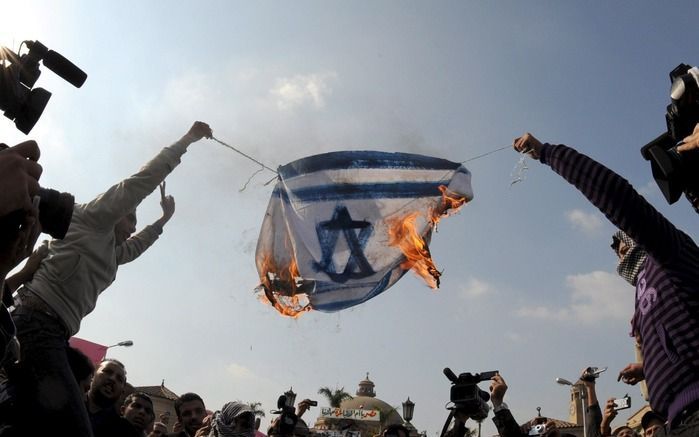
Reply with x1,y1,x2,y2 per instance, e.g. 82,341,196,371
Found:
311,271,395,311
274,181,446,203
279,151,460,179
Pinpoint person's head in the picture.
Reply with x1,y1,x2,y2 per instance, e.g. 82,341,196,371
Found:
641,410,665,437
382,424,410,437
210,402,255,437
89,358,127,408
611,231,647,286
114,211,137,245
611,425,637,437
121,392,155,432
148,422,168,437
66,345,94,401
174,392,206,436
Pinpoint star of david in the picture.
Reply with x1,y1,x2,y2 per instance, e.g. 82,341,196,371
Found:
313,205,375,283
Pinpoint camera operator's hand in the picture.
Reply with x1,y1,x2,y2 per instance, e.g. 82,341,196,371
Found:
194,414,213,437
489,373,507,407
0,141,42,217
513,133,544,160
617,363,644,385
183,121,213,143
154,182,176,228
297,399,315,418
0,207,41,279
600,398,618,435
677,123,699,153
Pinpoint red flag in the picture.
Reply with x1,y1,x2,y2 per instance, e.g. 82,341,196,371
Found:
69,337,108,364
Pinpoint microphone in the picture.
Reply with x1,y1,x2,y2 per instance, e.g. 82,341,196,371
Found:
43,50,87,88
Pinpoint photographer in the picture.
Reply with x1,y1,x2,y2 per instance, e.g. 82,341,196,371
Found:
513,134,699,436
599,399,637,437
6,121,212,436
0,141,43,287
489,373,569,437
676,123,699,210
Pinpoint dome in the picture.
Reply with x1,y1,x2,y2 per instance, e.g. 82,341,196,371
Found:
339,373,404,427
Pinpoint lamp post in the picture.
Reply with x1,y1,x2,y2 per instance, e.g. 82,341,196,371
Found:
556,377,587,437
107,340,134,348
402,397,414,424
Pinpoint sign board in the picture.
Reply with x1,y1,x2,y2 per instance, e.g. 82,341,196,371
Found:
319,407,380,422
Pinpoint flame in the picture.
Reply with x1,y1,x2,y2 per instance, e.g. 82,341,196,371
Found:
257,254,313,318
387,211,441,288
387,185,468,288
431,185,467,225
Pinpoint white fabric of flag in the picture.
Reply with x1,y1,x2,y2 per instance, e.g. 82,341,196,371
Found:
256,150,473,316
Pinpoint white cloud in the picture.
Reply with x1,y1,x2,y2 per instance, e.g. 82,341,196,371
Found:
567,270,632,322
565,209,603,235
459,277,494,299
516,271,632,324
270,73,337,110
226,362,257,380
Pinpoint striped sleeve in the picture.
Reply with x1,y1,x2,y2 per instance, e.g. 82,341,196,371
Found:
540,144,683,264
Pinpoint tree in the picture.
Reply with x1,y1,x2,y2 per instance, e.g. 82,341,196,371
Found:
248,401,266,418
318,386,353,408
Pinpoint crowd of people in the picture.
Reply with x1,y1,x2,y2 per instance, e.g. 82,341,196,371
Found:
1,87,699,436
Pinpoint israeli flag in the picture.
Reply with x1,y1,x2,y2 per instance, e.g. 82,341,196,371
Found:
256,150,473,314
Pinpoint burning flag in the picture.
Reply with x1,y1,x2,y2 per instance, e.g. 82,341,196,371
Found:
256,150,473,316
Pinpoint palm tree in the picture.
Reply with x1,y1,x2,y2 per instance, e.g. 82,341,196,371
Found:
248,401,266,418
318,386,353,408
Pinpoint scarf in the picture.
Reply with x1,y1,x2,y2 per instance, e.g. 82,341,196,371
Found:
612,230,647,286
208,402,255,437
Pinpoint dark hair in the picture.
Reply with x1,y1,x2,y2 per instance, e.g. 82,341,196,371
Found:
174,392,205,419
98,358,127,376
123,391,153,408
66,346,94,382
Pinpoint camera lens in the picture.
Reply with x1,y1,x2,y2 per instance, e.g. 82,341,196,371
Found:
38,187,74,239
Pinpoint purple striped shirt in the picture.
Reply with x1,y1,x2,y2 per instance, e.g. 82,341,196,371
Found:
541,144,699,423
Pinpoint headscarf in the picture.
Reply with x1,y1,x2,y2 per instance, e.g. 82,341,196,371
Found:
612,230,647,286
208,402,255,437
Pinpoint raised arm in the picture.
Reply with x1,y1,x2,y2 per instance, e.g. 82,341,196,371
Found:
82,122,211,230
514,133,690,264
116,183,176,265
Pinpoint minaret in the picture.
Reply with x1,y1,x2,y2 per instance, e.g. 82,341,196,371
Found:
568,382,585,425
356,372,376,397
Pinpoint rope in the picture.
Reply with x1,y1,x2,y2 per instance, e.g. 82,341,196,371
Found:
211,136,278,174
460,145,510,163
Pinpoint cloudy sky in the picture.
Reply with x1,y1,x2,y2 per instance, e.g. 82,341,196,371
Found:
3,1,699,435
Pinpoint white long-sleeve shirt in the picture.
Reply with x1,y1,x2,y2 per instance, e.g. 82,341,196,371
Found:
25,135,194,335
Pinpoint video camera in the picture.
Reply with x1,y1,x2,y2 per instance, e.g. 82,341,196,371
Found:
443,367,497,422
0,40,86,239
271,394,299,436
0,40,86,134
641,63,699,208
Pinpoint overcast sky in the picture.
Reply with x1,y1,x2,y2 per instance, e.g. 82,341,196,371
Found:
3,1,699,436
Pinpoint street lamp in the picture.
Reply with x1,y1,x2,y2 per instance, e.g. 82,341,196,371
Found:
284,387,297,408
556,377,587,437
402,397,415,424
107,340,134,348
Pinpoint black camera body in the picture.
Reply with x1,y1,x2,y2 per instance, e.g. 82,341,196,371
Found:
641,63,699,207
271,394,299,436
0,143,74,239
0,40,86,134
444,368,497,421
